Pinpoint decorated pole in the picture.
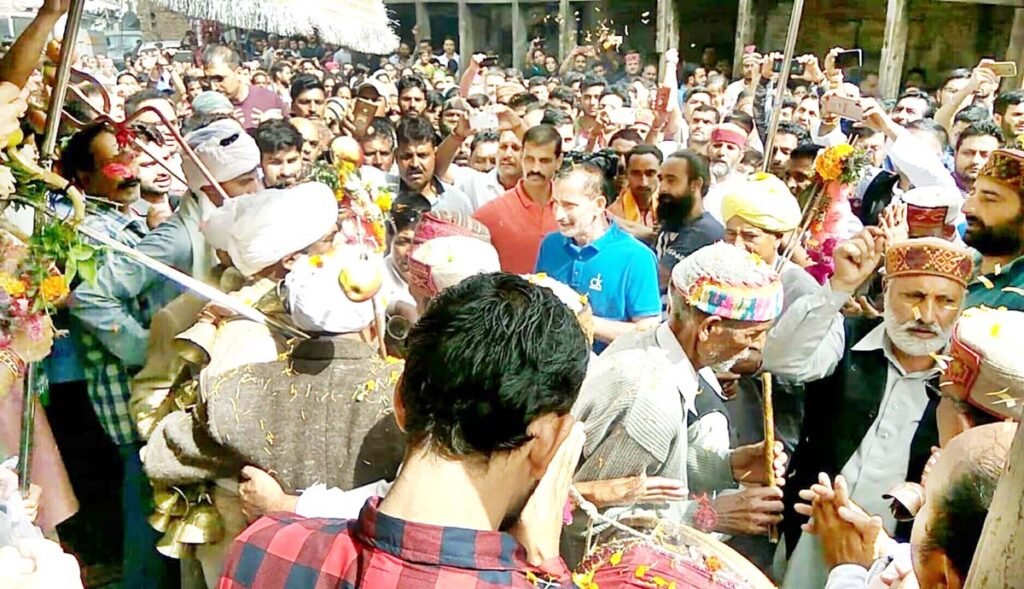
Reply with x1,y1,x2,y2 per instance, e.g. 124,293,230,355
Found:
40,0,87,163
761,0,805,173
18,0,87,495
761,372,778,544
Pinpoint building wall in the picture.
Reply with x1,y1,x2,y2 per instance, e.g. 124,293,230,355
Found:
757,0,1014,89
136,0,192,43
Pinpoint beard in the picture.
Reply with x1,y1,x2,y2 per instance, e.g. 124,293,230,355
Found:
710,161,732,179
883,306,953,358
658,192,696,230
709,347,757,374
964,213,1024,257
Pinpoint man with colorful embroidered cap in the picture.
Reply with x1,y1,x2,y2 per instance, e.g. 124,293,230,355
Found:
219,272,591,589
536,162,661,351
962,147,1024,311
894,185,966,243
565,243,788,566
404,210,500,313
935,306,1024,445
771,235,974,589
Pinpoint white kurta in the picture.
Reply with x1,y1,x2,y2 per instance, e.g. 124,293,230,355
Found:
781,325,937,589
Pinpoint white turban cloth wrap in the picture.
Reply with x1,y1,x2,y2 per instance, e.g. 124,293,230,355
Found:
181,118,261,198
285,246,377,334
202,182,340,277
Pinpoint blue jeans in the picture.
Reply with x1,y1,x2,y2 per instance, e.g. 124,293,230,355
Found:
119,443,176,588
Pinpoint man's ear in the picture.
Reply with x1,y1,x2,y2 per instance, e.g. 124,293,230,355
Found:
392,374,408,432
691,178,704,198
526,413,576,480
993,112,1003,128
698,313,722,343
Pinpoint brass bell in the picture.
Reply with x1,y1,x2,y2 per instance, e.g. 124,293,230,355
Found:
152,487,188,517
174,322,216,366
177,502,224,545
156,519,196,559
134,391,174,440
148,510,175,533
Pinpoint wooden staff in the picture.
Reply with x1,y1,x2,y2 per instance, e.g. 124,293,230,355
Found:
761,371,779,544
761,0,806,173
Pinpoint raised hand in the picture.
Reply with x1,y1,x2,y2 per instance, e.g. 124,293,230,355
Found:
830,227,887,294
731,440,787,486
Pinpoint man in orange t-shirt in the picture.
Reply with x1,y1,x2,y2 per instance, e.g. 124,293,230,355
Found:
474,125,564,273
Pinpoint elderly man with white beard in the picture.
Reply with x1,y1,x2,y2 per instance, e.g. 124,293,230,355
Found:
560,242,790,566
763,232,975,589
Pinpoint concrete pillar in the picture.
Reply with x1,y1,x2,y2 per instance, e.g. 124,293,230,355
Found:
878,0,909,100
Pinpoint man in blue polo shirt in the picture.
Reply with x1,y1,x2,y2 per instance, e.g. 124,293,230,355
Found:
536,162,661,350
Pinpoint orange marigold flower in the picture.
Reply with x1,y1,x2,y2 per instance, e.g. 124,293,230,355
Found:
41,275,69,302
705,555,722,572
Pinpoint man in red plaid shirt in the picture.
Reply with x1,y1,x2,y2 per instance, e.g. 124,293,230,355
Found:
218,272,591,588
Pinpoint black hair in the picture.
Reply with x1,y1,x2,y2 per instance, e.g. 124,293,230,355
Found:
60,123,110,183
523,123,563,158
995,90,1024,117
183,74,204,88
954,105,992,126
253,119,304,156
397,75,427,97
470,131,499,153
742,148,764,167
956,120,1004,152
625,143,664,167
426,91,445,111
400,273,589,456
528,76,547,88
550,86,577,109
907,118,949,150
609,128,643,146
396,115,439,149
790,142,824,161
581,75,607,91
684,86,711,103
270,61,291,79
116,71,138,85
202,44,240,68
289,73,325,102
361,117,397,148
781,96,798,111
124,88,171,118
541,108,573,127
390,205,422,234
508,92,539,110
467,94,490,109
939,68,971,93
691,104,721,123
776,120,811,144
897,88,938,119
667,150,710,197
924,462,1004,581
724,110,755,135
600,86,631,107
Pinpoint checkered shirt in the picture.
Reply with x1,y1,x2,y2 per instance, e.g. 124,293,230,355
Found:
218,497,572,589
77,205,149,446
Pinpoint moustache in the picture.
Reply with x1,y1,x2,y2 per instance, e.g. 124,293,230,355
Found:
118,178,141,189
897,320,942,336
527,172,545,180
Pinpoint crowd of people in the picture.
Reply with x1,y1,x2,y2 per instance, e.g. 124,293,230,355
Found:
1,0,1024,587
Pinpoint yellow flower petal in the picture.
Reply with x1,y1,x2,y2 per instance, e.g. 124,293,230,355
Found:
978,276,994,289
609,551,622,566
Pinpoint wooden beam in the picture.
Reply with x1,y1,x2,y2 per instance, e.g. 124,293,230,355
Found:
733,0,756,78
559,0,573,61
963,422,1024,588
414,0,432,42
655,0,678,54
512,0,524,70
878,0,909,100
1005,8,1024,91
458,0,472,72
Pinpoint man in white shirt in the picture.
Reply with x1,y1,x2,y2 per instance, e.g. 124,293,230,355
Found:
769,234,974,589
703,123,749,224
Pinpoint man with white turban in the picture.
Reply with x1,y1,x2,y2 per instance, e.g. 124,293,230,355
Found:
140,182,359,588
